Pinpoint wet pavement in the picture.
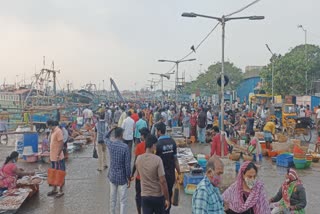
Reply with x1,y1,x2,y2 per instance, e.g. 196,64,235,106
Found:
1,138,320,214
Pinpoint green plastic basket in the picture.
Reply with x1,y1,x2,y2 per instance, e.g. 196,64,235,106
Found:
305,161,311,168
294,162,306,169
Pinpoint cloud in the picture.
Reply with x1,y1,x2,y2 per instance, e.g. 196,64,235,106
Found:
0,15,135,90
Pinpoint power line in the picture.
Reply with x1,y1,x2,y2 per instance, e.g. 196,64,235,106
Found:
163,0,262,80
180,23,220,61
225,0,262,18
194,23,220,51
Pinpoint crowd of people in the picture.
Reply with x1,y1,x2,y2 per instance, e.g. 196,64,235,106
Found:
0,100,313,213
86,101,308,213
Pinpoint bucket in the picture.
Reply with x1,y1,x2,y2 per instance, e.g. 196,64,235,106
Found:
23,133,39,154
253,154,263,162
23,146,34,156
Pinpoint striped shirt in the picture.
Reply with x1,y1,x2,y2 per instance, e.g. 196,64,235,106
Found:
192,176,224,214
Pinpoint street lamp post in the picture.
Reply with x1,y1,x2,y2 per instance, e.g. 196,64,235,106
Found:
298,25,308,95
158,58,196,102
150,72,173,105
265,44,275,103
182,12,264,157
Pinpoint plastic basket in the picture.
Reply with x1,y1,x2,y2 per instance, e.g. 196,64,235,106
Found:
276,154,294,167
305,161,311,168
184,184,197,195
198,159,207,167
23,155,38,163
293,145,305,154
268,150,278,157
293,159,306,164
183,173,204,188
294,153,306,159
293,159,307,169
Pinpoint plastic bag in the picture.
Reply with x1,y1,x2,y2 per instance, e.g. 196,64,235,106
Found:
93,147,98,159
172,182,180,206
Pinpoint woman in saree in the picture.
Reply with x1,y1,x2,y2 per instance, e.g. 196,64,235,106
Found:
270,168,306,214
0,151,35,190
223,161,270,214
190,109,198,139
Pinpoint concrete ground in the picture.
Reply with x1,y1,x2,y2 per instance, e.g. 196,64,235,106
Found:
0,138,319,214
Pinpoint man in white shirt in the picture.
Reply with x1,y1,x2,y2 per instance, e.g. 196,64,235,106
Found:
161,109,168,126
121,111,135,159
256,104,262,118
206,109,213,130
299,105,305,117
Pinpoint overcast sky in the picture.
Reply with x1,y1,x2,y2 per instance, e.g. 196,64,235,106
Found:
0,0,319,91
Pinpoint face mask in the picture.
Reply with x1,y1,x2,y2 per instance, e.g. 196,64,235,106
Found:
210,175,221,187
244,177,256,189
12,159,16,163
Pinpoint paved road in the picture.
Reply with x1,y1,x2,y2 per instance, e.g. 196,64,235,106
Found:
1,140,319,214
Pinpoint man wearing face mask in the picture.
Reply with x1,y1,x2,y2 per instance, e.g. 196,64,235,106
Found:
222,161,270,214
192,156,225,214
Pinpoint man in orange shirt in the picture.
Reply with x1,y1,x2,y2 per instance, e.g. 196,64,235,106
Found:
131,127,150,214
47,120,65,198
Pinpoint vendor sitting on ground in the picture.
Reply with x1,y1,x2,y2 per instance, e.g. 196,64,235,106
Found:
270,168,306,214
68,123,82,139
263,118,276,150
0,151,35,190
247,131,262,162
83,123,96,141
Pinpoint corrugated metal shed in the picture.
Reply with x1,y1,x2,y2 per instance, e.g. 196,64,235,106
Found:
311,96,320,111
236,77,261,103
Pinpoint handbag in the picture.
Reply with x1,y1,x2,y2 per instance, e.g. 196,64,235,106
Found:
172,182,180,206
47,162,66,187
93,146,98,159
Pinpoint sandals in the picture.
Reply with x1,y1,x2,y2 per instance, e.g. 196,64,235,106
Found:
55,192,64,198
47,191,58,196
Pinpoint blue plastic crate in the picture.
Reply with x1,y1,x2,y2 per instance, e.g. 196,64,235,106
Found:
183,173,204,188
276,154,294,168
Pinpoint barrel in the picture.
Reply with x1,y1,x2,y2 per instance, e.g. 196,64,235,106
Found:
23,133,39,153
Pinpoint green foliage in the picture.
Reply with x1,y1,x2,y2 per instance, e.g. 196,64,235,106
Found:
184,61,243,95
260,44,320,96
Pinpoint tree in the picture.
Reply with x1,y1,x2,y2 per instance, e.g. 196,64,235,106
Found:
260,44,320,96
184,61,243,95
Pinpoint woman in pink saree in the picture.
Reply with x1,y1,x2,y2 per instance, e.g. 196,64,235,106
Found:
223,161,270,214
0,151,35,190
